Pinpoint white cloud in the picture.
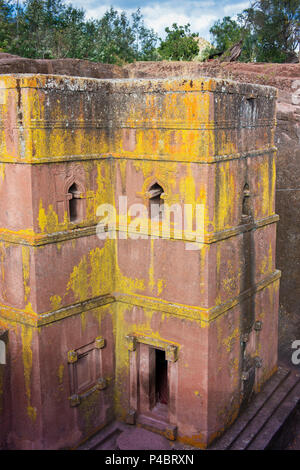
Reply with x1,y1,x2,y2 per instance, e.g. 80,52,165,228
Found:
223,1,251,15
83,5,112,19
142,3,218,38
65,0,252,40
65,1,112,19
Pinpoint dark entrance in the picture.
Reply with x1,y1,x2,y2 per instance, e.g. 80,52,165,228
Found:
68,183,79,222
155,349,168,405
149,182,164,220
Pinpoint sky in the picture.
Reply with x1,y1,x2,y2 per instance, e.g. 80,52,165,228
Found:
66,0,252,41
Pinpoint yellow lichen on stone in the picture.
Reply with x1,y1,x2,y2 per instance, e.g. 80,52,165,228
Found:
66,239,114,303
260,243,273,276
89,245,114,297
22,246,30,303
21,325,37,422
57,363,64,385
50,295,62,311
67,255,89,302
216,162,236,230
0,163,5,183
223,327,239,353
38,200,59,233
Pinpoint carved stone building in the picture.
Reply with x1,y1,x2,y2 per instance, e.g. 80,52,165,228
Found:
0,74,279,449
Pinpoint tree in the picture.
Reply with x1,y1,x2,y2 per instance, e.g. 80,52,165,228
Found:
208,15,255,62
208,1,299,63
244,0,300,62
90,7,157,64
91,8,135,64
158,23,199,61
209,16,243,54
12,0,53,58
0,0,15,51
131,8,158,61
8,0,89,59
52,4,93,59
1,2,157,63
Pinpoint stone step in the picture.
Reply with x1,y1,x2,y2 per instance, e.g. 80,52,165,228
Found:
231,369,300,450
116,427,173,450
137,413,177,441
76,422,124,450
209,366,290,450
76,367,299,451
247,379,300,450
95,434,119,450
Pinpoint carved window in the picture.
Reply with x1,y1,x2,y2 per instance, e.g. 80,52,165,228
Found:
241,183,252,222
246,97,255,110
68,183,82,222
244,95,256,125
148,183,164,220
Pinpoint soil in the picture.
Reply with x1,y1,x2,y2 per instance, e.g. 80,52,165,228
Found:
1,55,299,91
124,60,300,92
0,52,126,78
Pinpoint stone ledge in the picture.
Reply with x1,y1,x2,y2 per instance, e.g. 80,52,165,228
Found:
209,366,300,450
116,269,281,324
0,145,277,165
0,269,281,327
0,74,278,97
0,212,279,247
137,414,177,441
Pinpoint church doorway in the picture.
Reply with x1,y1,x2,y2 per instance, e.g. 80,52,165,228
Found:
155,348,168,406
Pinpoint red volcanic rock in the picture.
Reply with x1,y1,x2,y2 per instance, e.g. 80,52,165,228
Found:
0,54,127,78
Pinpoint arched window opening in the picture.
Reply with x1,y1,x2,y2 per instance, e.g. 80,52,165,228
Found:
244,96,256,124
246,97,255,109
0,339,6,365
68,183,81,222
242,183,252,222
148,183,164,220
